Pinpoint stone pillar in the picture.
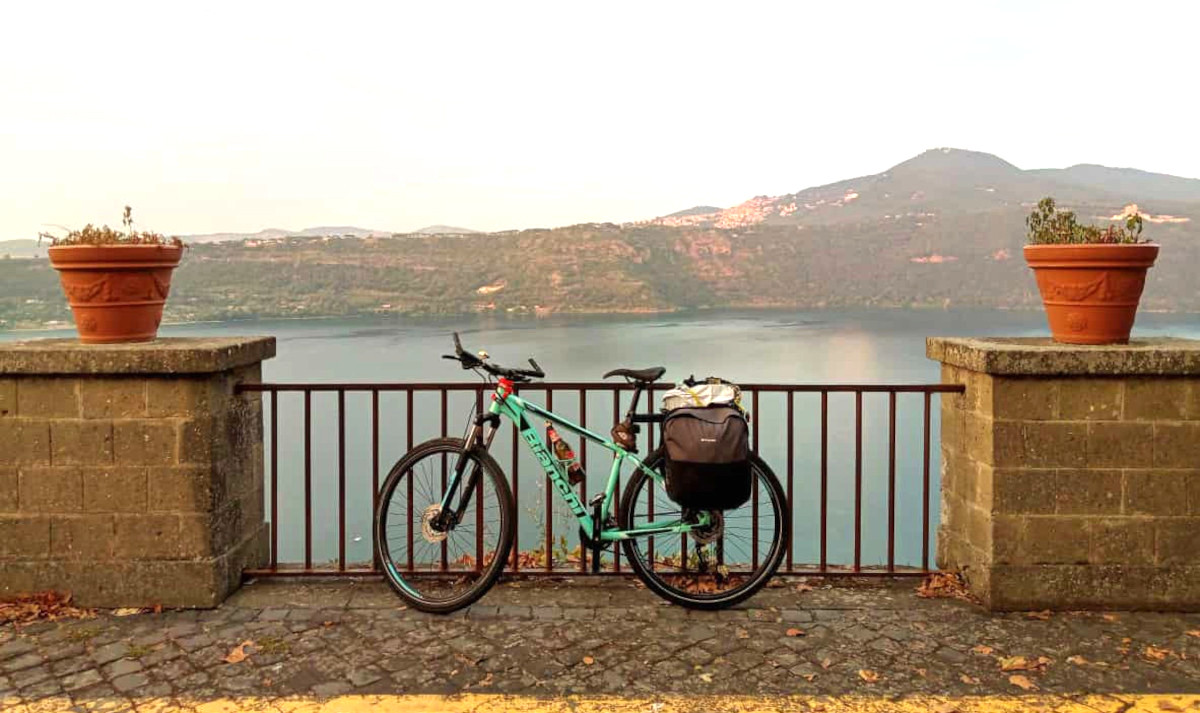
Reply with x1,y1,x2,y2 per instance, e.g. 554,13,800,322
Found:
928,337,1200,611
0,337,274,608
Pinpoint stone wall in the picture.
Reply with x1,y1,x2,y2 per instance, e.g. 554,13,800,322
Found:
930,337,1200,610
0,338,274,607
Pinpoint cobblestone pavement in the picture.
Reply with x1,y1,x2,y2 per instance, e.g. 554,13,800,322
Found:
3,578,1200,712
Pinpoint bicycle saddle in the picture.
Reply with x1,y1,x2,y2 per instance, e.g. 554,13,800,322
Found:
602,366,666,383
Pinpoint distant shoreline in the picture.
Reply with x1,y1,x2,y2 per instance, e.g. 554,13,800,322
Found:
3,303,1196,339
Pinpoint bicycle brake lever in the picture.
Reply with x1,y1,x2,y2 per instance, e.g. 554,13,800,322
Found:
527,358,545,377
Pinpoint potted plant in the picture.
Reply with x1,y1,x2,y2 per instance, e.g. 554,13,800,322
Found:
1024,197,1158,345
41,207,184,344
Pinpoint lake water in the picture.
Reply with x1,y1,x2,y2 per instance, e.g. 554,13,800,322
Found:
6,309,1199,571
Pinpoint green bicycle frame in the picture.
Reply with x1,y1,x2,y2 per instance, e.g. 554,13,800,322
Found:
438,383,707,543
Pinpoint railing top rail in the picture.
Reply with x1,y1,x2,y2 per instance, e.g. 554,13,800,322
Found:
236,381,965,394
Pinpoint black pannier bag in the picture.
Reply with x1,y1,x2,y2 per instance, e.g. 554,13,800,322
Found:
663,406,752,510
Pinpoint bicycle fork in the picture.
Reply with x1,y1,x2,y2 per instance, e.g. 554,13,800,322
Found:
435,412,501,531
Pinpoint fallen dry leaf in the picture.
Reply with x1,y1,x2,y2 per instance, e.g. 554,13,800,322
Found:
1102,613,1120,622
112,607,143,617
801,673,817,682
1186,630,1200,639
477,673,494,688
223,640,254,664
959,674,980,685
1008,674,1038,691
794,583,814,594
1026,610,1052,621
971,644,994,656
998,655,1051,672
152,604,163,614
916,572,978,603
858,669,880,683
786,628,805,638
1066,655,1089,666
1144,646,1170,662
699,672,713,683
820,658,833,669
0,591,95,626
322,621,336,628
736,628,750,639
582,656,595,665
914,667,928,678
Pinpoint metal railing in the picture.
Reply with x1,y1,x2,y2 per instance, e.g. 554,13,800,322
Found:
235,381,964,578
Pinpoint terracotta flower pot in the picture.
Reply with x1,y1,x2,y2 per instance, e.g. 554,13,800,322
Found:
48,244,184,344
1024,243,1159,345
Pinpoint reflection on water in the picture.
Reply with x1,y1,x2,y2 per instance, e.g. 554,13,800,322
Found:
6,308,1199,570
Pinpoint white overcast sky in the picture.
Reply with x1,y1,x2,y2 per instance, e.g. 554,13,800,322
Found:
1,0,1197,239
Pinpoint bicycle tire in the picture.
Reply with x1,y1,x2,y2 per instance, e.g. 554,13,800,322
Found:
374,437,515,614
619,448,789,609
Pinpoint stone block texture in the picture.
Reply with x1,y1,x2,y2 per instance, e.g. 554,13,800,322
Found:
929,337,1200,611
0,337,274,608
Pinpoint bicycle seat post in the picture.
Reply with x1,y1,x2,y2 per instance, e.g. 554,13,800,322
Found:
624,379,645,421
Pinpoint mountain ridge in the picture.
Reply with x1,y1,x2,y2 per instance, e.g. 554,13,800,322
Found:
650,148,1198,231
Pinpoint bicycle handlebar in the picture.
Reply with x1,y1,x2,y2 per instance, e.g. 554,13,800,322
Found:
444,332,545,382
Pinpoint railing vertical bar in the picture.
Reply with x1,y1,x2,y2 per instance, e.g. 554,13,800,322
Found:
406,389,414,571
338,390,346,571
476,388,485,572
303,389,312,570
752,389,759,569
613,390,622,573
647,468,655,572
887,390,897,573
786,390,794,572
269,389,278,570
511,385,520,571
371,389,380,571
440,389,448,572
645,384,655,450
922,391,932,572
820,390,828,572
854,390,863,573
545,389,554,572
679,389,688,568
646,386,654,572
752,389,759,454
578,388,588,574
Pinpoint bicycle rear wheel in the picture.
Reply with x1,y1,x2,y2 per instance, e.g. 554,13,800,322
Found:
619,449,789,609
374,437,514,614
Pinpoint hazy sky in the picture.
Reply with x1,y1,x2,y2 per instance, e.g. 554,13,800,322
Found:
2,1,1197,239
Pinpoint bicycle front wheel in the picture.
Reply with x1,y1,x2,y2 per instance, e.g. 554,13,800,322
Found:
374,437,514,614
619,449,789,609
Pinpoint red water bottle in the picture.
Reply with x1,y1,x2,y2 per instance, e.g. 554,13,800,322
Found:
546,423,585,486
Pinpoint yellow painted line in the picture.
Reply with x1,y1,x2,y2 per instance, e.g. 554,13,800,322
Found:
110,694,1200,713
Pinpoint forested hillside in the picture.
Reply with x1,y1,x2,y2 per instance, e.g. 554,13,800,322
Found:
3,149,1197,330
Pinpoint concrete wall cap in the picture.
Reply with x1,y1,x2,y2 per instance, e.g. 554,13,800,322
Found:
927,336,1200,376
0,337,276,375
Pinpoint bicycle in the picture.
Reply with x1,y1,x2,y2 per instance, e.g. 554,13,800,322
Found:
373,333,790,613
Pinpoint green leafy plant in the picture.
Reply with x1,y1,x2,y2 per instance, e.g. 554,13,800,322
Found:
1026,197,1144,245
39,206,184,247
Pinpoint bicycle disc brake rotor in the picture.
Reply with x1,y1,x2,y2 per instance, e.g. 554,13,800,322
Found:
421,504,449,543
688,510,724,545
